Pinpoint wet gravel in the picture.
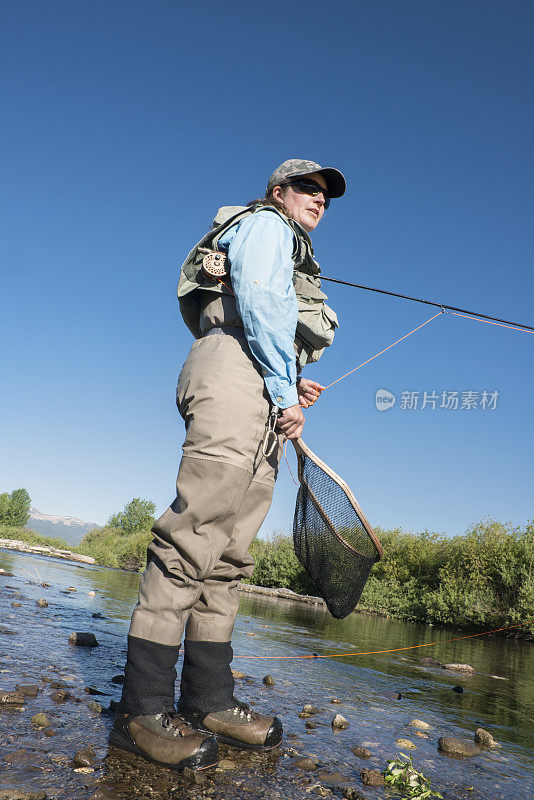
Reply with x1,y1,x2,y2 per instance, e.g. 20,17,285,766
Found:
1,553,533,800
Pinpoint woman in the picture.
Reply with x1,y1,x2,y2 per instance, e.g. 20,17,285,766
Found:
110,159,346,771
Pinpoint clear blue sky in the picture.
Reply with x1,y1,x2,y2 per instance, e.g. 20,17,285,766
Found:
1,1,533,538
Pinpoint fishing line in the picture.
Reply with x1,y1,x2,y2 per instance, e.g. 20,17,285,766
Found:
234,619,534,660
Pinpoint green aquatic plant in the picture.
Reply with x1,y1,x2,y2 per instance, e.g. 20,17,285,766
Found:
384,753,443,799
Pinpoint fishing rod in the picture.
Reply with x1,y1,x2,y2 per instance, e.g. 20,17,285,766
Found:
320,276,534,333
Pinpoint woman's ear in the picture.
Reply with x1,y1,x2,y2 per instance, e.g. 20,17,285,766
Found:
271,185,284,203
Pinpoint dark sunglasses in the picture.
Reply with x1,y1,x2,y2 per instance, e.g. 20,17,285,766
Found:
282,178,330,209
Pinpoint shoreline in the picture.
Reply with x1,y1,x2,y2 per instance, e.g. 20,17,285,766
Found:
1,542,532,642
0,538,95,565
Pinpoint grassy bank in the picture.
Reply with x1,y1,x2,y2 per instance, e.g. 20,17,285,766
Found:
245,519,534,635
2,518,533,635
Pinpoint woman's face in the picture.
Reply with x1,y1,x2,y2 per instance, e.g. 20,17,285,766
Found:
273,171,328,232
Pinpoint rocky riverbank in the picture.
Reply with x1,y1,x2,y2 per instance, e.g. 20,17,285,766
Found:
0,539,95,565
1,554,532,800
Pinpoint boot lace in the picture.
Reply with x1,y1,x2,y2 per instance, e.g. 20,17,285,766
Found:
154,711,190,738
230,698,253,722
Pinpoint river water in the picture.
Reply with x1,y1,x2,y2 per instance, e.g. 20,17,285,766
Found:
0,549,532,800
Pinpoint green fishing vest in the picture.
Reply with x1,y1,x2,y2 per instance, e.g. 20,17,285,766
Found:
177,204,338,370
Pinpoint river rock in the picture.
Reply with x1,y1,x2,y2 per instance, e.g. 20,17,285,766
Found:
84,686,108,696
88,591,96,597
217,758,237,770
36,599,48,608
329,698,341,704
16,684,39,698
92,612,106,619
86,701,102,714
351,746,372,759
231,670,245,678
51,689,71,703
452,685,464,693
69,632,99,647
305,720,317,729
360,769,386,787
110,675,124,684
474,727,500,748
316,770,346,786
442,663,475,673
11,602,21,607
381,691,402,700
31,712,50,727
183,765,207,784
66,586,77,592
73,746,98,767
409,718,432,730
3,749,45,766
438,736,480,756
0,690,25,706
343,789,366,800
303,704,320,714
263,674,275,686
332,714,349,730
396,738,418,749
50,681,68,690
292,756,317,770
0,790,47,800
420,656,442,667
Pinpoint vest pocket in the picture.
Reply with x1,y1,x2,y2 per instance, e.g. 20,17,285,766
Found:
296,300,338,352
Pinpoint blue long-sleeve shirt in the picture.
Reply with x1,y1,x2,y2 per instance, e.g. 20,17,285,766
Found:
217,209,299,408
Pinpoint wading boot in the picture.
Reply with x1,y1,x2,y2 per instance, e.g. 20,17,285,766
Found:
109,711,219,770
178,697,283,750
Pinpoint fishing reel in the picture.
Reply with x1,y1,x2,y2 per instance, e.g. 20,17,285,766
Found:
198,247,229,281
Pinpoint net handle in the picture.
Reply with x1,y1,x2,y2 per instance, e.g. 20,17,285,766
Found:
291,438,383,560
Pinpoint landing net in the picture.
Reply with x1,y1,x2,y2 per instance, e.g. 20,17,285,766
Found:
292,439,383,619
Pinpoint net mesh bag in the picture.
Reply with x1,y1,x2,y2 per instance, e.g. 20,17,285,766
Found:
292,439,383,619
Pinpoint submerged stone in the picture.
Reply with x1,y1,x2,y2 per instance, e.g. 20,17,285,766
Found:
73,746,98,767
395,738,418,749
409,719,432,730
442,663,475,673
351,746,372,759
291,755,317,770
438,736,480,756
332,714,349,730
360,768,386,787
51,689,72,703
0,690,25,706
31,712,50,727
474,727,500,748
69,632,99,647
16,684,39,698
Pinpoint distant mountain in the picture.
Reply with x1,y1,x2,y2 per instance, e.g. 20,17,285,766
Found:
25,507,100,547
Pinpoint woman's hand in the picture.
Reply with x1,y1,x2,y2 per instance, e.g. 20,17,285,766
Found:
297,377,325,408
276,404,305,439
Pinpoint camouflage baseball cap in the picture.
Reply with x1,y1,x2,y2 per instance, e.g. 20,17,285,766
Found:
267,159,346,198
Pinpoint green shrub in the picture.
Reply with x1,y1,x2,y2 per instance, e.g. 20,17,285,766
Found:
0,522,69,550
